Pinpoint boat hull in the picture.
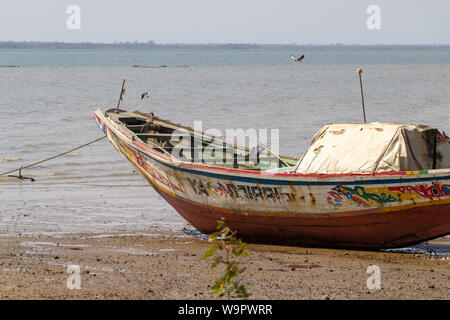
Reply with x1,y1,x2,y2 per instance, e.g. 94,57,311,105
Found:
94,111,450,249
154,185,449,249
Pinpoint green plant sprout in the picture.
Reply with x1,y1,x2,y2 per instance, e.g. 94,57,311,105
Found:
203,220,251,300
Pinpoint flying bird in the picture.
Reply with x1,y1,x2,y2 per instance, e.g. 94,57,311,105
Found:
290,54,305,62
139,92,150,100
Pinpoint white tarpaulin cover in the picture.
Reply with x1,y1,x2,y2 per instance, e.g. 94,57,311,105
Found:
295,122,450,174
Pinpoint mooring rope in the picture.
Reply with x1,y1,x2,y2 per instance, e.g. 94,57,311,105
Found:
0,135,106,177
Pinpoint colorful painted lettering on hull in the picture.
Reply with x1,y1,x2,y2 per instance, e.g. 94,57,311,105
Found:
185,177,296,203
388,183,450,199
327,182,450,208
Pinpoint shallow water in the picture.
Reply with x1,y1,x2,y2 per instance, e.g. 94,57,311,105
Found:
0,49,449,248
386,242,450,257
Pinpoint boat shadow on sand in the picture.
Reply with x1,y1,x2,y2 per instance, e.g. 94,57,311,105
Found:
180,227,450,257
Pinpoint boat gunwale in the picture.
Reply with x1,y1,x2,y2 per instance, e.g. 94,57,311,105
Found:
95,109,450,183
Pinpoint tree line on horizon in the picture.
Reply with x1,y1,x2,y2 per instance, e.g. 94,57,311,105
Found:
0,41,449,49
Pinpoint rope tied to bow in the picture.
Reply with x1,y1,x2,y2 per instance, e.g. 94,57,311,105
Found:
0,136,106,180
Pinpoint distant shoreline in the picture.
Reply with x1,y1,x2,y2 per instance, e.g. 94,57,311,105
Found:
1,41,450,50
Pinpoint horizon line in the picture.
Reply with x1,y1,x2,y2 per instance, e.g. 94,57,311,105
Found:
1,41,450,47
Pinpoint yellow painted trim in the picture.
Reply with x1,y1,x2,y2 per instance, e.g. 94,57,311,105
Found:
380,197,450,213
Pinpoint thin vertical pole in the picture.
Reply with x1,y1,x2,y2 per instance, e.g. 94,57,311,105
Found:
357,68,366,123
116,79,126,109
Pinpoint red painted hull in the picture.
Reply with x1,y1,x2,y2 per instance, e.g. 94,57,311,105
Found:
151,180,450,249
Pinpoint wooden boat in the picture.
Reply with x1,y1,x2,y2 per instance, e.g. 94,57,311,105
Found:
94,108,450,249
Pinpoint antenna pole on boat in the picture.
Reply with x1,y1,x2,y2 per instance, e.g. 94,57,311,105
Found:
357,68,367,123
116,79,126,109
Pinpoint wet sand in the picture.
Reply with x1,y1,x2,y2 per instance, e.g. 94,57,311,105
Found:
0,228,448,300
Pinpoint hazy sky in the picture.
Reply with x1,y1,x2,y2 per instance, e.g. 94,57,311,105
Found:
1,0,449,44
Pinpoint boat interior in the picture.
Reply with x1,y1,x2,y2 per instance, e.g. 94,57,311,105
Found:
105,109,299,172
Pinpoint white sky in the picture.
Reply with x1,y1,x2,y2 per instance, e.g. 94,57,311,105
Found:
1,0,449,44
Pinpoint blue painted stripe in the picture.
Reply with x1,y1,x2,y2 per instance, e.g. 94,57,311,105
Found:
160,160,449,186
109,127,450,187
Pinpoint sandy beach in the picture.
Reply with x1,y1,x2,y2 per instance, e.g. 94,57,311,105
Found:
0,228,448,300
